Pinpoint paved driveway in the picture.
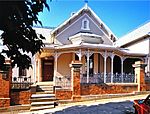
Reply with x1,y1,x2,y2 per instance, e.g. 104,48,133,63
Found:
52,101,134,114
19,94,149,114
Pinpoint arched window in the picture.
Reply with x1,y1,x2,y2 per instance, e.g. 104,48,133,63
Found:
81,18,90,30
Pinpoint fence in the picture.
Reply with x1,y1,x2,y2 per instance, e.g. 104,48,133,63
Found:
81,73,135,84
55,76,71,89
55,73,136,89
11,76,33,89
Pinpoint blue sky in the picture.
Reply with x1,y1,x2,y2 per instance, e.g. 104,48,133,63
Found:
38,0,150,38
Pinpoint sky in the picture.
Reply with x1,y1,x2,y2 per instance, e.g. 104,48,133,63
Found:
38,0,150,38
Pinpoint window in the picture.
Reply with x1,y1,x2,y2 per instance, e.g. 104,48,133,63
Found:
81,18,90,30
19,67,27,76
83,21,87,29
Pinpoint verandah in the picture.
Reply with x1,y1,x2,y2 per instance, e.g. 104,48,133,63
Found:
54,49,143,89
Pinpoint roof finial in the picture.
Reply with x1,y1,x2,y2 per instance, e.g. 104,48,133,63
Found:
84,0,88,9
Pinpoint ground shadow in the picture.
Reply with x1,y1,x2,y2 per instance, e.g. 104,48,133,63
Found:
47,100,135,114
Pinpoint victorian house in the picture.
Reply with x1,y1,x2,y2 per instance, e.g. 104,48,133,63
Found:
1,3,149,110
31,4,147,87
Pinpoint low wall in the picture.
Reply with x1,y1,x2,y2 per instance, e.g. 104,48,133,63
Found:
11,90,31,105
55,89,72,100
0,98,10,107
81,83,138,95
146,84,150,91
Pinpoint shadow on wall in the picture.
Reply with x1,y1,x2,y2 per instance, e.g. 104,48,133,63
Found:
47,101,135,114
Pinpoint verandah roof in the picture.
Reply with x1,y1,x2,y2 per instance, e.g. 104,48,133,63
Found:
43,43,147,57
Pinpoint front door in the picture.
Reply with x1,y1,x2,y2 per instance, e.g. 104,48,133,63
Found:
42,59,54,81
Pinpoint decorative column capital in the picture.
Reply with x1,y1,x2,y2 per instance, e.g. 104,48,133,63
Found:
84,50,94,57
54,52,61,59
101,51,108,59
75,49,82,61
121,57,126,64
70,61,82,71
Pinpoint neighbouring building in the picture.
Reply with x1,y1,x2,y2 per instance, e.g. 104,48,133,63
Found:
115,22,150,75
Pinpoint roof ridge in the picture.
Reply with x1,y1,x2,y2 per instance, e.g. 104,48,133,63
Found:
51,4,117,42
33,26,56,29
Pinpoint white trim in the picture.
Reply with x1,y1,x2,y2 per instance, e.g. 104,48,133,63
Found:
55,13,113,44
87,6,118,40
103,51,107,83
85,14,113,44
51,5,117,40
87,50,90,83
55,14,85,38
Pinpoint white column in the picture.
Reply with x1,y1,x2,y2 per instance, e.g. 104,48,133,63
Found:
87,50,90,83
121,57,125,83
33,56,36,83
99,53,101,74
111,54,114,83
78,49,82,61
103,51,107,83
37,58,41,82
54,53,58,86
149,37,150,74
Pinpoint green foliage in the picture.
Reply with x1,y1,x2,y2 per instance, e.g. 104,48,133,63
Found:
0,0,50,69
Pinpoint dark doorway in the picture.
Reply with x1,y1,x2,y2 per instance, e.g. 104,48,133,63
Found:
42,58,54,81
124,58,141,74
113,55,121,73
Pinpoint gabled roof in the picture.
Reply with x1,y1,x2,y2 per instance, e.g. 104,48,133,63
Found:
34,26,53,43
51,4,117,42
115,21,150,47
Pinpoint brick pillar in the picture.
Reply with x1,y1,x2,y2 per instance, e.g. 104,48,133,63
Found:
133,61,147,92
70,61,82,101
0,61,11,107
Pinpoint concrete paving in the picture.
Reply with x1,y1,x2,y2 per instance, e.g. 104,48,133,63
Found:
20,93,149,114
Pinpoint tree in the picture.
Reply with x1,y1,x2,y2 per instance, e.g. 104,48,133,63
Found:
0,0,50,70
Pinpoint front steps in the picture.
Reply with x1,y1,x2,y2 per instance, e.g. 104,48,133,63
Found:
30,82,58,111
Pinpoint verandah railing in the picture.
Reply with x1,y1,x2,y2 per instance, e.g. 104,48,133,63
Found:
81,73,135,84
11,76,33,89
55,73,137,89
55,76,71,89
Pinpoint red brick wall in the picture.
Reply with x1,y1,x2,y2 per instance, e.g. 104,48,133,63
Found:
11,90,31,105
0,74,10,98
0,66,12,107
145,84,150,91
55,89,72,100
0,98,10,107
81,84,138,95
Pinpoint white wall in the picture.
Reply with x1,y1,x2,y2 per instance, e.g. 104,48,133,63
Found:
126,38,149,54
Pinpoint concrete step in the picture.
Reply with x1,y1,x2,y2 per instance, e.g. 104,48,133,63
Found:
30,82,58,111
35,91,54,94
31,101,55,106
31,94,55,98
36,82,53,86
30,97,57,102
37,87,53,91
30,105,54,111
